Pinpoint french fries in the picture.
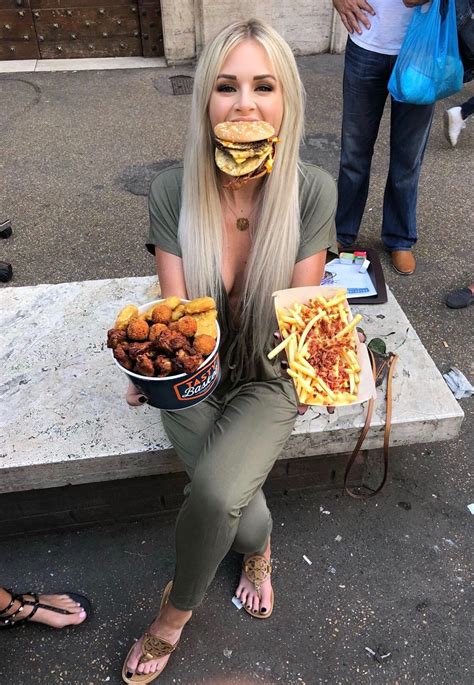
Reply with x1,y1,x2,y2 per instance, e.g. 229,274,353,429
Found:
269,289,362,406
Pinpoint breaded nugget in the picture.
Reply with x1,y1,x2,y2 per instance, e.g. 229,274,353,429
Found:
127,318,150,341
168,321,180,331
193,334,216,357
149,323,169,341
151,304,173,324
192,309,218,338
171,304,186,321
177,315,198,337
135,354,155,377
184,297,216,315
114,304,139,330
107,328,127,349
162,296,182,311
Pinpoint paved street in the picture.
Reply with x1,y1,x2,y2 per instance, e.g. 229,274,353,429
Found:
0,56,473,684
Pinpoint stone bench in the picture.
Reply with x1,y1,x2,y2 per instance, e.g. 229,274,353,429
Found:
0,276,464,504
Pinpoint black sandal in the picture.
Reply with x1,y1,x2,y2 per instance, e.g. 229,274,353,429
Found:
0,589,92,628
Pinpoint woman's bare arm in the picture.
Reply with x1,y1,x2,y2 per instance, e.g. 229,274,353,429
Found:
290,250,327,287
155,249,188,299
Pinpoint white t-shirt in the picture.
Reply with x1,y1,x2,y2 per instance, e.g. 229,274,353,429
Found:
350,0,415,55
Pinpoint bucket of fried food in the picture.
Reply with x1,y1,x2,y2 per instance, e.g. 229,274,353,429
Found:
270,286,376,407
107,296,220,410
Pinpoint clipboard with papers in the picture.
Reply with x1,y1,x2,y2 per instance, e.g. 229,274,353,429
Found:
323,248,388,304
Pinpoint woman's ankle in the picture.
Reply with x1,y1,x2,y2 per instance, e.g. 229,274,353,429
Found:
153,603,192,631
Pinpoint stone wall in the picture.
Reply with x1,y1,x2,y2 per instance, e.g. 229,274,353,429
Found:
161,0,347,65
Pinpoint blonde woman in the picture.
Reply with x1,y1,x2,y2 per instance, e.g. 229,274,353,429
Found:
123,18,337,683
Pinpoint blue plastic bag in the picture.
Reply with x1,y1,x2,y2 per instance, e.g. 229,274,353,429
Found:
388,0,464,105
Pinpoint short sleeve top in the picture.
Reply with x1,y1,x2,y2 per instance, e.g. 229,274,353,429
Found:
146,162,337,260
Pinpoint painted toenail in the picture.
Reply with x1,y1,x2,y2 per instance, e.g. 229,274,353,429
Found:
126,671,133,678
260,607,267,613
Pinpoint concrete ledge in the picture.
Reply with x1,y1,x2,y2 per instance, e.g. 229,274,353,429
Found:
0,451,366,537
0,277,464,493
0,57,166,74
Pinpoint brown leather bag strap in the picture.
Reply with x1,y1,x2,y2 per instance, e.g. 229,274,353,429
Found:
344,349,398,499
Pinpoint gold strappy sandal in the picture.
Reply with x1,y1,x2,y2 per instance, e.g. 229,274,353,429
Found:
122,581,177,684
242,555,274,619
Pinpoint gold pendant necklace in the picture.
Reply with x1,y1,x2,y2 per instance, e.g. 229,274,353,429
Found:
224,194,255,232
236,217,250,232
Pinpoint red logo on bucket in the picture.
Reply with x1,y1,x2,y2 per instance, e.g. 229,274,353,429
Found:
173,355,220,401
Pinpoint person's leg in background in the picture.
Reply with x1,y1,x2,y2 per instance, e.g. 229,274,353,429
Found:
444,96,474,146
382,96,434,274
336,39,392,249
0,586,90,628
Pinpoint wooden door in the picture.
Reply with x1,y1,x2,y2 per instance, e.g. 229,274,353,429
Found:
0,0,163,59
0,0,41,60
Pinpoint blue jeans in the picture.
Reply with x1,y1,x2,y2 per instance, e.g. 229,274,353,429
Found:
336,38,435,251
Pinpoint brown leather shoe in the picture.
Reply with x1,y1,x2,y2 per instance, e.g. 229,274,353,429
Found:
391,250,416,275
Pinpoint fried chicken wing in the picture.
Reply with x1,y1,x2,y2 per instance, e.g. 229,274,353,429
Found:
153,329,174,355
113,344,133,370
134,354,155,377
154,355,174,377
169,331,189,351
107,328,127,349
127,341,155,360
175,348,204,374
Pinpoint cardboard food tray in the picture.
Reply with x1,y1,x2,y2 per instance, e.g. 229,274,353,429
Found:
272,285,376,407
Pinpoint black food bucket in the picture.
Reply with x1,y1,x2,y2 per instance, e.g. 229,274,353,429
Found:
113,299,221,411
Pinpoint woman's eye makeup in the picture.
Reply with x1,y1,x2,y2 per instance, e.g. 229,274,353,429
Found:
216,82,274,93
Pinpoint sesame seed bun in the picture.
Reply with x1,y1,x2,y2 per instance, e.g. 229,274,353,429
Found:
214,120,275,144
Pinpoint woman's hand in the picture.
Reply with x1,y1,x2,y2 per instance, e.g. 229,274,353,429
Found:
126,381,148,407
333,0,375,35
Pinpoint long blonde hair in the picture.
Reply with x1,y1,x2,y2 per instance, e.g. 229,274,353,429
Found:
178,18,305,380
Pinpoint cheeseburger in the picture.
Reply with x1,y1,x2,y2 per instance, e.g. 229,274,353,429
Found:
214,121,279,186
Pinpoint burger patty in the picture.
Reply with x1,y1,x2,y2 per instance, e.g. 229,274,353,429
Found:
214,139,269,154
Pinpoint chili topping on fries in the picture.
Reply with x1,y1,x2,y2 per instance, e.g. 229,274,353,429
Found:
268,290,363,406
